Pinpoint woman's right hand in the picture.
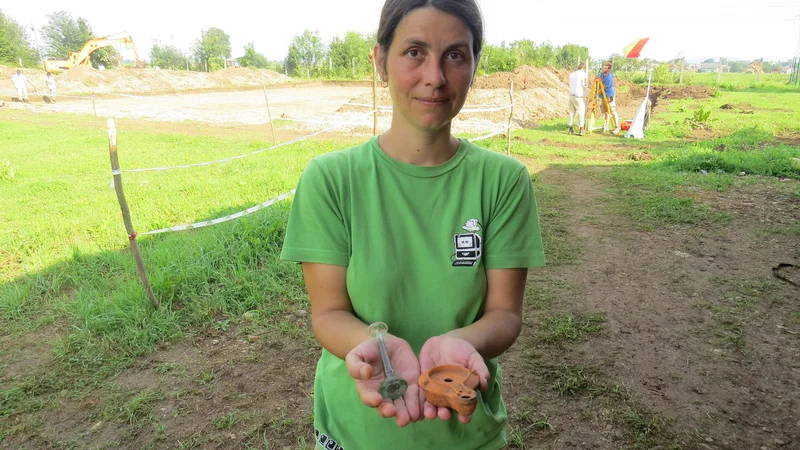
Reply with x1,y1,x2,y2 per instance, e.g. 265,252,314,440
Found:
345,333,423,427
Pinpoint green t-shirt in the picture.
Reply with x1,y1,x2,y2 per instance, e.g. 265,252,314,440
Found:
281,136,545,450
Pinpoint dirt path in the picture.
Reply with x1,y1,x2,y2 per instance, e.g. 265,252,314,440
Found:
502,165,799,449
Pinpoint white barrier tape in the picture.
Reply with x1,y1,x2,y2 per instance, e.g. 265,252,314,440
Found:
469,126,511,143
123,110,377,173
112,169,121,176
280,116,374,126
140,189,296,236
268,93,391,110
459,104,513,114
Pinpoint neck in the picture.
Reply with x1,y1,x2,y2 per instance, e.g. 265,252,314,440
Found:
379,120,459,166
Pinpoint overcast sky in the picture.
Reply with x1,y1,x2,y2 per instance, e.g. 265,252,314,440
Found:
4,0,800,64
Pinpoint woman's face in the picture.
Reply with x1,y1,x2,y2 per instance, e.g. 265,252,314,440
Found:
376,7,476,133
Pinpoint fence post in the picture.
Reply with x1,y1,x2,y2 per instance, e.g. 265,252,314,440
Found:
92,91,97,117
717,57,722,83
507,79,514,157
261,75,277,146
107,118,160,310
679,57,685,84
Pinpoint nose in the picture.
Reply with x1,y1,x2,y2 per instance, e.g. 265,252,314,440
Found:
423,58,446,88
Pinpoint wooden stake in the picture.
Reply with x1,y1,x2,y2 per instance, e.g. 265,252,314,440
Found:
757,57,763,83
372,57,378,136
107,118,160,310
679,57,685,84
92,91,97,117
507,79,514,157
261,75,276,146
717,57,722,83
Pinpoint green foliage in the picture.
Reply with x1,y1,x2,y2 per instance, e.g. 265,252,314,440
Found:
238,42,268,69
286,29,327,78
41,11,86,59
685,106,713,129
554,43,590,69
326,31,373,79
40,11,117,68
150,43,189,70
651,64,677,84
0,11,38,66
193,27,231,71
658,146,800,179
482,43,518,73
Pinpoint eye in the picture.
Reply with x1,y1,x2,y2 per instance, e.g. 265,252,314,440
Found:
406,49,421,58
447,51,465,61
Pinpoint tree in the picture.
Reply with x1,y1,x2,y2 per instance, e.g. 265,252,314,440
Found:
554,44,590,69
482,43,517,73
41,11,117,68
703,58,715,64
0,11,37,66
729,61,745,73
286,29,327,77
150,43,189,70
238,42,268,69
193,27,231,71
509,39,536,67
328,31,372,79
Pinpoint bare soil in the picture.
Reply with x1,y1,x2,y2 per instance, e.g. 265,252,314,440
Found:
2,162,797,450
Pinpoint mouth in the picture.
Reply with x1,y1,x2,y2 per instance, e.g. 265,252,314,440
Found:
416,97,450,106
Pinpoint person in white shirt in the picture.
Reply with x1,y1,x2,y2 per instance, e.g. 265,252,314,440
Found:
567,63,588,136
12,70,29,103
45,73,57,103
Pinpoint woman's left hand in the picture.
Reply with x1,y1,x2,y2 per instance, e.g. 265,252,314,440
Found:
418,335,490,424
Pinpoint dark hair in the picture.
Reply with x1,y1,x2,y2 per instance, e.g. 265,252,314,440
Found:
604,62,613,69
376,0,484,64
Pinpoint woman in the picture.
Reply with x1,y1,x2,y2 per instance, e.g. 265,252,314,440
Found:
280,0,545,448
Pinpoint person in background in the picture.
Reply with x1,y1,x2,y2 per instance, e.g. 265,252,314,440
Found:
12,70,29,103
568,62,587,136
45,72,57,103
280,0,545,448
600,61,621,134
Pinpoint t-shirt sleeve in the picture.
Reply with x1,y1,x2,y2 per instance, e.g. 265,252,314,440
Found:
483,167,545,269
280,159,350,266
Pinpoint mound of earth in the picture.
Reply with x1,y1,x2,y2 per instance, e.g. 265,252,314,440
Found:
0,64,290,96
335,66,576,127
472,65,569,90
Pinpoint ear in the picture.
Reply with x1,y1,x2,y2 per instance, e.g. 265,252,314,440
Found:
373,43,387,81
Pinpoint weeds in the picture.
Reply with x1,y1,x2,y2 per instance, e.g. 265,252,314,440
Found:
535,312,605,343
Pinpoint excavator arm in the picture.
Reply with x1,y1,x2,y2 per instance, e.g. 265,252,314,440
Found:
43,31,145,73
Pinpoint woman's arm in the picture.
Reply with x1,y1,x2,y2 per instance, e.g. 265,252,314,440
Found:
444,268,528,360
303,262,369,359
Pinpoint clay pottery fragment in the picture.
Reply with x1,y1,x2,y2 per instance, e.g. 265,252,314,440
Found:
418,365,480,416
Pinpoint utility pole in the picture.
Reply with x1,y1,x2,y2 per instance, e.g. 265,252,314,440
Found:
29,25,41,61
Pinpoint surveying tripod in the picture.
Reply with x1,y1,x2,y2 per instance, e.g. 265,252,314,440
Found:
585,75,617,133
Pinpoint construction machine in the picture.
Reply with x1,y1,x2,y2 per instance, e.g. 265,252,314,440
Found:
42,31,144,73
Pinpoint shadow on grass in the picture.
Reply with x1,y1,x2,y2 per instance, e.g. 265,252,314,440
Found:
0,201,306,420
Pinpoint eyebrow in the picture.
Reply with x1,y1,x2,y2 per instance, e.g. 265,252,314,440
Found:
402,38,471,52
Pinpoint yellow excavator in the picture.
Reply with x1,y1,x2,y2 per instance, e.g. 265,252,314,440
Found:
42,31,145,73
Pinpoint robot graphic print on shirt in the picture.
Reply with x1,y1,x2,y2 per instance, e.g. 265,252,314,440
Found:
452,219,483,267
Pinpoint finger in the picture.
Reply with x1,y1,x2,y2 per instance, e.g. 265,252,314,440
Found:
437,406,452,421
458,413,472,424
355,382,384,408
403,384,421,423
423,401,438,420
393,397,410,427
377,400,397,419
345,350,372,381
